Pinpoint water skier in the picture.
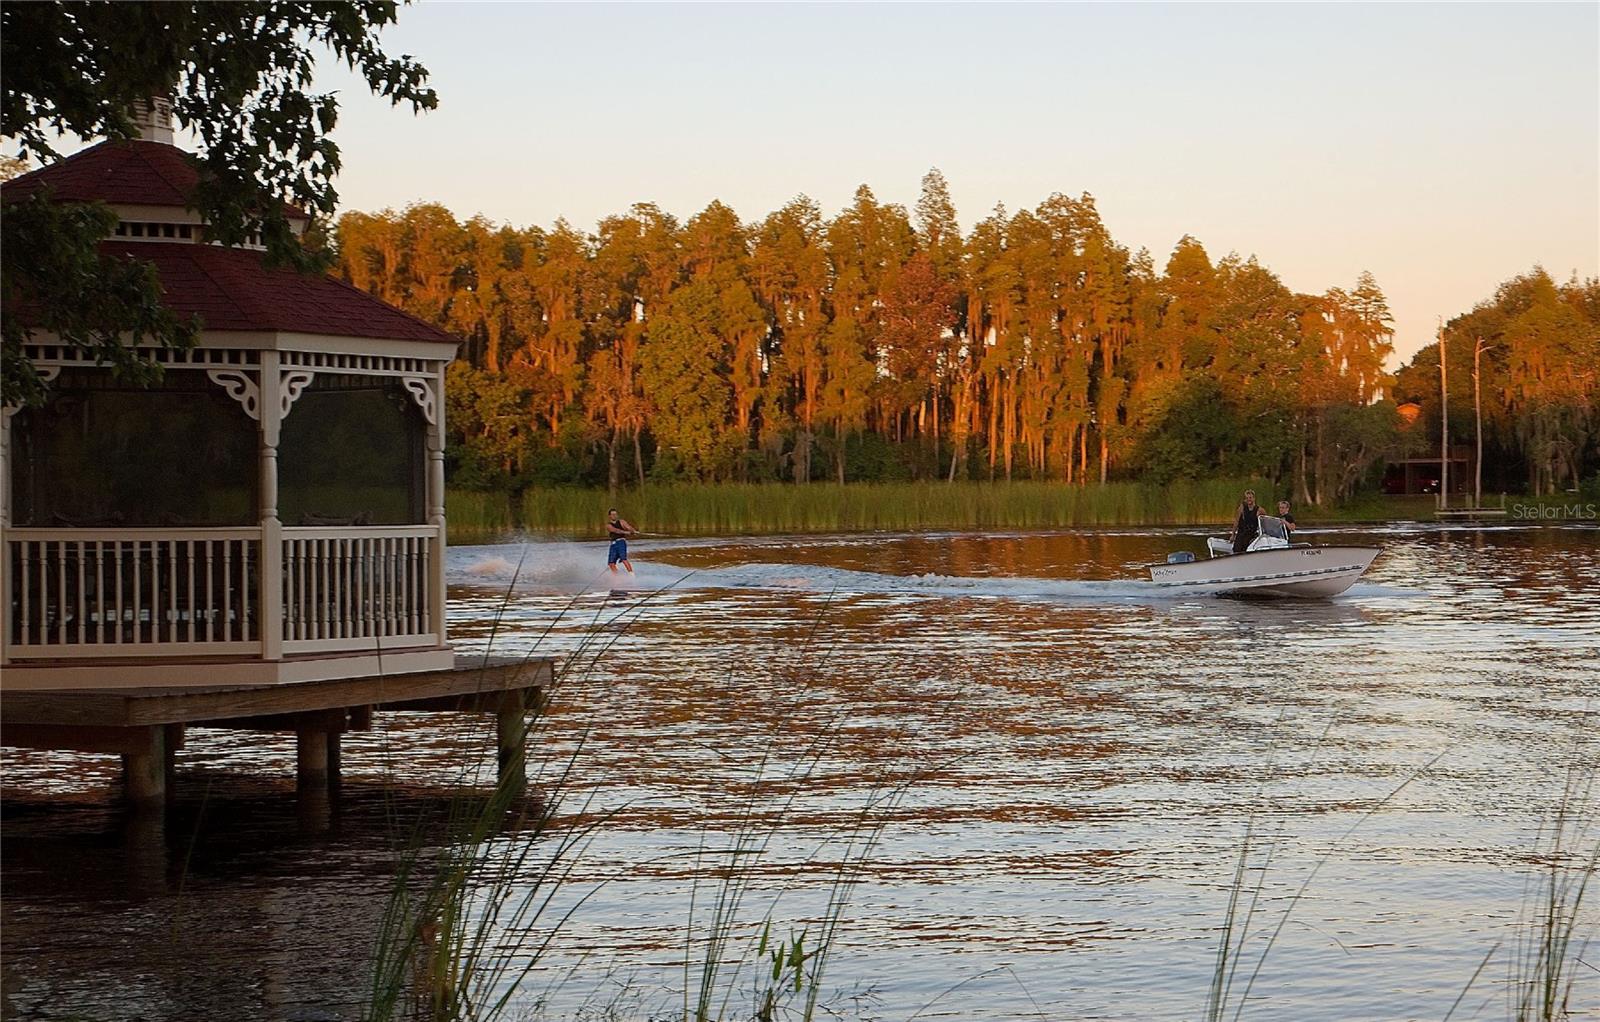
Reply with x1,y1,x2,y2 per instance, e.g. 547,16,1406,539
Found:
605,507,637,573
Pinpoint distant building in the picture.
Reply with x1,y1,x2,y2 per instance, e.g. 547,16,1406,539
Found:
1382,402,1474,495
1,101,459,690
1382,446,1475,496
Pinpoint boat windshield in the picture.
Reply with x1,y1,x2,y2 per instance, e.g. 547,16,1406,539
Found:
1257,515,1290,543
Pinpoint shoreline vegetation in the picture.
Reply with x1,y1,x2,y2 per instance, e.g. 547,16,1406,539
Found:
441,482,1579,544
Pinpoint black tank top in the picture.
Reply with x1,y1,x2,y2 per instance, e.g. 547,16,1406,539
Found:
1238,504,1259,535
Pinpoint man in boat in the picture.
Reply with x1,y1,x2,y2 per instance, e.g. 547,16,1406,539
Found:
1229,489,1261,554
606,508,638,574
1277,499,1297,533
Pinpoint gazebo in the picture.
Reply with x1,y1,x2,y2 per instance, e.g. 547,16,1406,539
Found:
1,100,458,691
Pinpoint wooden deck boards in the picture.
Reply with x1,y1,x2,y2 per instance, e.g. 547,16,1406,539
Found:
2,655,554,728
1,654,557,811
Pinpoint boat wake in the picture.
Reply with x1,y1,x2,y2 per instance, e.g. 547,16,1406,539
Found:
448,542,1420,604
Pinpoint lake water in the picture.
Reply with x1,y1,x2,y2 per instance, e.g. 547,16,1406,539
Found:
3,524,1598,1021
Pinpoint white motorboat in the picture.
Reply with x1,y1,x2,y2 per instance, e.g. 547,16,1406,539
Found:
1147,516,1379,598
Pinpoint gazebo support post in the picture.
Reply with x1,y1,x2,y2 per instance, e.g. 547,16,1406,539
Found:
296,723,329,791
0,407,12,668
162,724,184,803
259,351,284,660
326,730,343,794
427,365,448,642
295,724,332,833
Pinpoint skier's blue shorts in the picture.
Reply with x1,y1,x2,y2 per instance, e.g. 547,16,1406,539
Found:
607,537,628,565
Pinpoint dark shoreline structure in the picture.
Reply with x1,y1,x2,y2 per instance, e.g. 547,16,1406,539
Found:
0,101,555,815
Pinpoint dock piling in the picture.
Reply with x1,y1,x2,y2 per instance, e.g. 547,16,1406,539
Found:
295,724,334,833
296,724,330,792
326,729,342,794
496,690,527,797
122,725,166,808
162,724,184,803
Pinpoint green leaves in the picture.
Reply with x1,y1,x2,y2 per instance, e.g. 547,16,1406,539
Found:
639,279,743,482
0,194,198,406
754,922,813,1018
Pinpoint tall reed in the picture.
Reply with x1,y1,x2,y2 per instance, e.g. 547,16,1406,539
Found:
364,544,640,1022
1509,760,1598,1022
1205,747,1446,1022
672,586,948,1022
447,490,520,545
363,563,924,1022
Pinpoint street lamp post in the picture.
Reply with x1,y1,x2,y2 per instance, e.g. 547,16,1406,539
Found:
1472,336,1492,509
1438,322,1448,511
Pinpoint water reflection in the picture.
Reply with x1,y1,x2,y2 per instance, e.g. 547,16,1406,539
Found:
4,526,1598,1020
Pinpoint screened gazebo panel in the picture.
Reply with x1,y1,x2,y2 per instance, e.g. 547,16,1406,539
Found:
9,369,256,527
277,377,426,527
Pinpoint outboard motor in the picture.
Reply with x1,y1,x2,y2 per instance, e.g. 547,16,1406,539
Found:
1166,551,1196,564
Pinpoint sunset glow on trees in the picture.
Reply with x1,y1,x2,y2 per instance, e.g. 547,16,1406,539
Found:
333,175,1599,501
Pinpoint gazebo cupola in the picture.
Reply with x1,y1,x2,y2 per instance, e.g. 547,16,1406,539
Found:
1,100,459,689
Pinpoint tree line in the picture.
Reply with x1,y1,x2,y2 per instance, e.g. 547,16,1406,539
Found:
332,170,1597,501
1394,268,1599,496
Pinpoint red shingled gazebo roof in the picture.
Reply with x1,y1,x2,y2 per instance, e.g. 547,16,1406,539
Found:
2,139,310,219
2,140,455,345
95,241,457,344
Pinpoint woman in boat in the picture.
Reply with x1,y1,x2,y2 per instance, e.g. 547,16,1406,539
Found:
1230,489,1261,554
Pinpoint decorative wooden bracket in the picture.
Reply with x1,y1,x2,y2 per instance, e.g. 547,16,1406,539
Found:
280,370,315,419
209,367,313,430
401,375,438,425
206,369,262,420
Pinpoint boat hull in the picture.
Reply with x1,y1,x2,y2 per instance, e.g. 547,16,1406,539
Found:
1146,546,1379,598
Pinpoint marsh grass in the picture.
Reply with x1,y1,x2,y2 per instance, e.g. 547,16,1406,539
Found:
363,559,940,1022
448,490,521,545
1509,760,1598,1022
364,544,623,1022
680,711,921,1022
363,752,610,1022
674,585,955,1022
1208,737,1600,1022
1205,746,1447,1022
444,481,1459,543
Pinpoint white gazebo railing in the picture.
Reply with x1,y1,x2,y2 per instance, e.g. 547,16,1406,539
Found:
281,525,439,653
5,528,261,656
3,524,443,660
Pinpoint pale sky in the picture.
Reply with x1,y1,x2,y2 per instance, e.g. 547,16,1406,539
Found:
35,3,1600,365
318,2,1598,364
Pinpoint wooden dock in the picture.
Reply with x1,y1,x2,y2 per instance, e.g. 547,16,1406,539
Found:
1,654,555,812
1436,494,1510,520
1435,507,1510,519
